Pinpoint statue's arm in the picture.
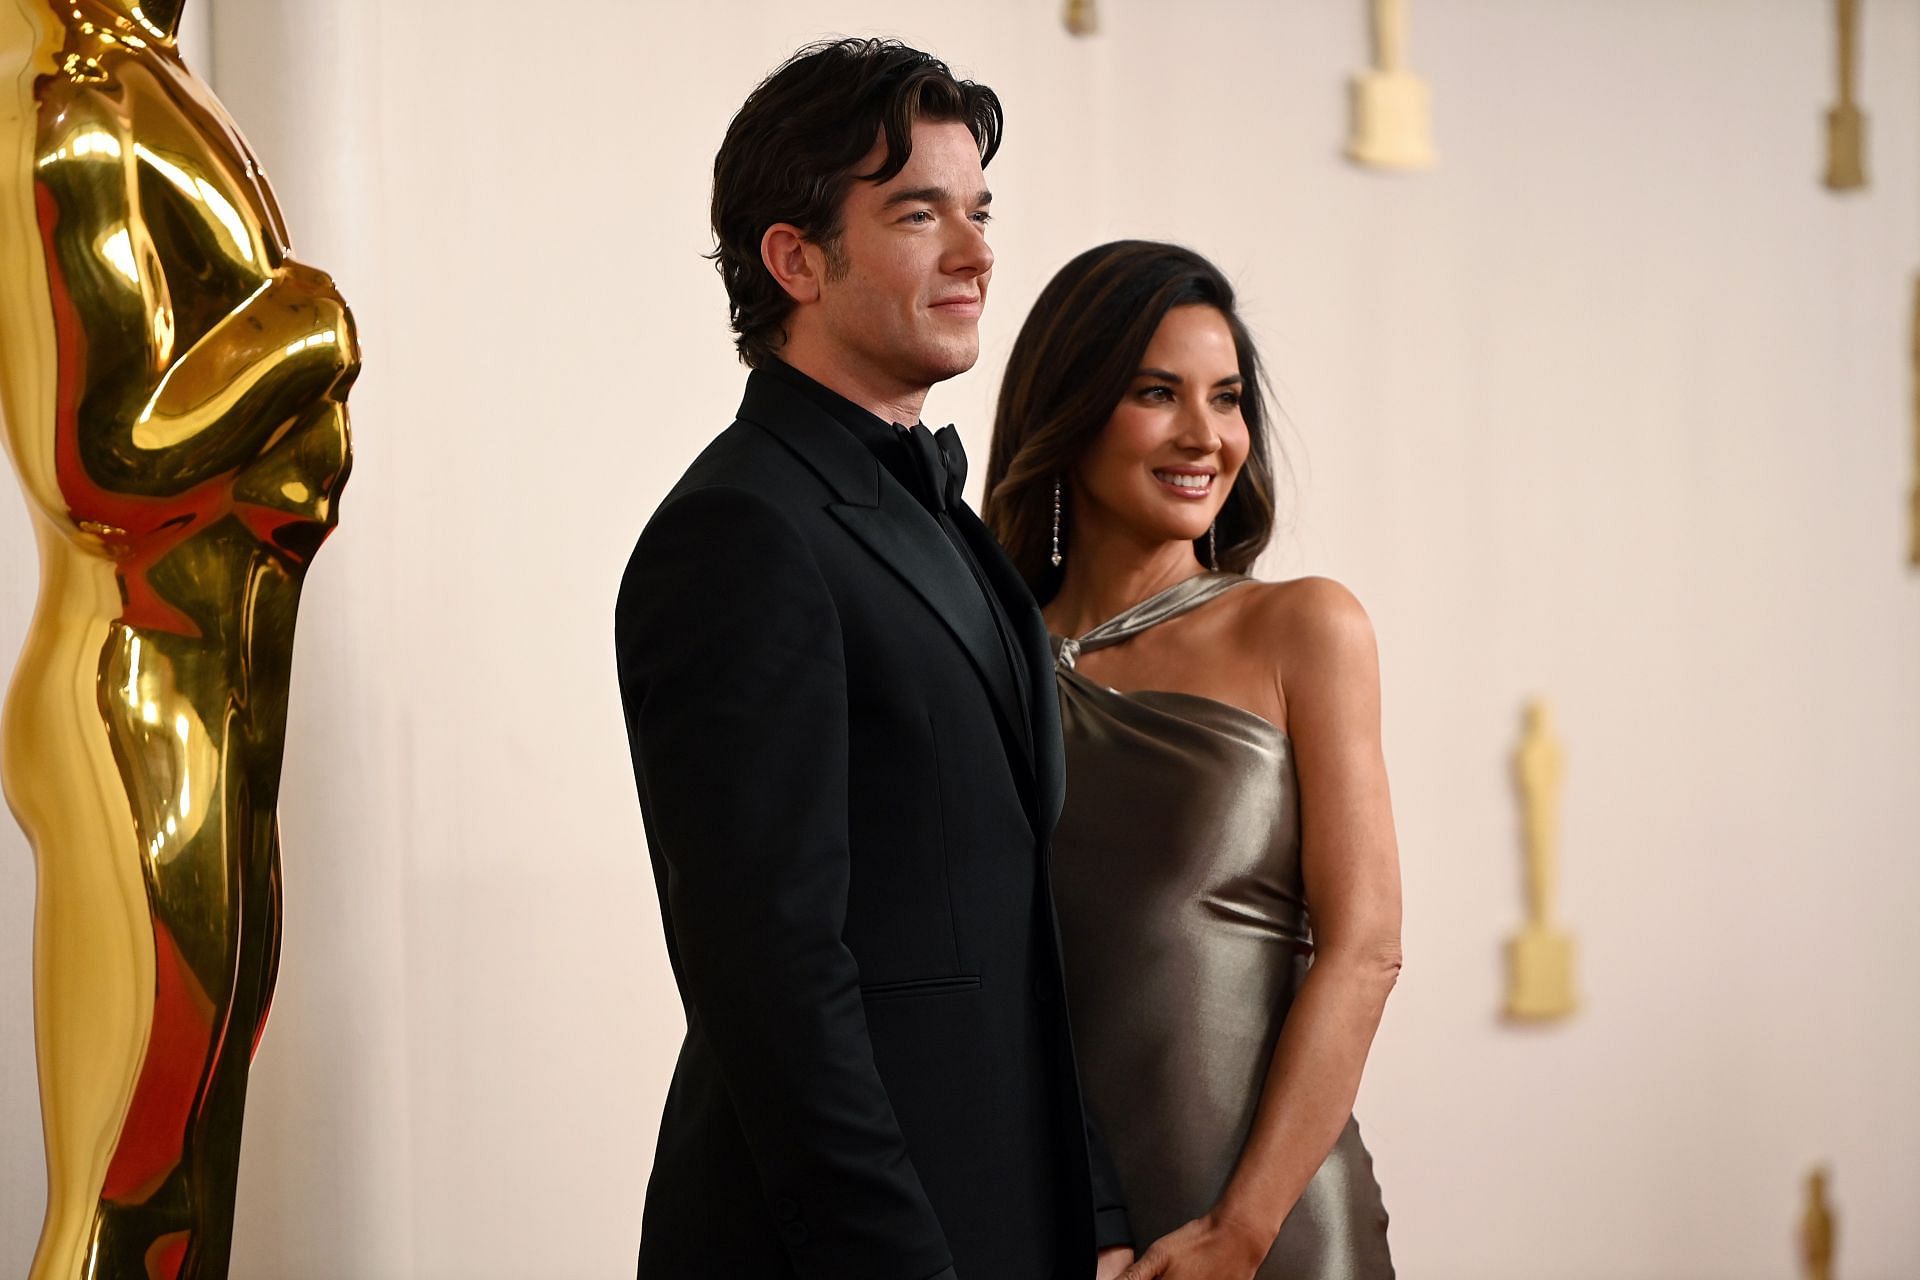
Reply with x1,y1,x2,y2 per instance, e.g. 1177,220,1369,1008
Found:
37,85,352,494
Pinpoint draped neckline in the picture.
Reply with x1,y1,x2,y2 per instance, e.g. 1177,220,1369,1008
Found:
1049,572,1287,742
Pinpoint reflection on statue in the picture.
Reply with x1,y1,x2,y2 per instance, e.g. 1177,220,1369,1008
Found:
1801,1166,1835,1280
1347,0,1437,171
0,1,356,1276
1505,698,1577,1021
1823,0,1866,191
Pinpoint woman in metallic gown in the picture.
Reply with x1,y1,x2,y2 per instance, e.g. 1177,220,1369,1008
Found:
984,241,1401,1279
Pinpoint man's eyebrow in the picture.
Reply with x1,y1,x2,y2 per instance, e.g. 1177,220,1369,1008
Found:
880,186,994,209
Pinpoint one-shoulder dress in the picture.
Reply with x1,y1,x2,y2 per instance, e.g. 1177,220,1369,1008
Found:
1050,572,1394,1278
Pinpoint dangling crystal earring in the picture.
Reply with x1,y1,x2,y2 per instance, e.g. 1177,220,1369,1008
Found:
1050,478,1064,567
1207,521,1219,571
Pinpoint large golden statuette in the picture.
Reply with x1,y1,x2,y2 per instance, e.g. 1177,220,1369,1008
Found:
0,1,356,1276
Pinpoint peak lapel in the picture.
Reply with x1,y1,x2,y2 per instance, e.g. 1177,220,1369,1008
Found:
828,489,1032,783
739,375,1036,801
950,504,1065,836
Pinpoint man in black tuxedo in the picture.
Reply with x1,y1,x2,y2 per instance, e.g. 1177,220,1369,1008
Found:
615,38,1133,1280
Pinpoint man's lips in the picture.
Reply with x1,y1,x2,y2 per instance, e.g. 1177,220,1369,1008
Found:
929,296,982,316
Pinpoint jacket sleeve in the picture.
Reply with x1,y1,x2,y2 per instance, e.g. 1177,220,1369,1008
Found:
617,485,954,1280
1085,1100,1133,1250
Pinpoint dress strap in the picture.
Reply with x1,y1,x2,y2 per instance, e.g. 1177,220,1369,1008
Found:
1055,572,1254,670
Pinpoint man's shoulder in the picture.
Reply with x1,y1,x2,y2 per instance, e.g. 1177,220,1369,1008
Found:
665,414,821,510
615,414,829,620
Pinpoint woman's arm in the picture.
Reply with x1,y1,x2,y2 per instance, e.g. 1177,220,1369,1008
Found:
1123,577,1402,1279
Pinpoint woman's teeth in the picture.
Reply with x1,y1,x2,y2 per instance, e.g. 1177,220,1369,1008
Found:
1154,471,1213,493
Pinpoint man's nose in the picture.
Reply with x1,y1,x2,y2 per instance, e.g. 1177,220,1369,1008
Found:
947,222,993,277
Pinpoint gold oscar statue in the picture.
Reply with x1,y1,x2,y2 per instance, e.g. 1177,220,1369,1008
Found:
1801,1166,1836,1280
1347,0,1438,171
1064,0,1096,37
0,2,356,1276
1824,0,1866,191
1505,698,1578,1021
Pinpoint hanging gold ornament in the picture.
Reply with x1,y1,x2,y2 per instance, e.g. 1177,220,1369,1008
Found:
1825,0,1867,190
1347,0,1437,171
1505,699,1578,1021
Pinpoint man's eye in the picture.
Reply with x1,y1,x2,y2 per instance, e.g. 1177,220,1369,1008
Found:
904,210,934,224
971,211,993,226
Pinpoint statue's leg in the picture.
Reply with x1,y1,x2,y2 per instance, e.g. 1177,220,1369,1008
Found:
5,540,158,1280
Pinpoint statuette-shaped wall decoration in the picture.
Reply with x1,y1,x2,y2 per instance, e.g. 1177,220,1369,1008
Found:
1802,1166,1836,1280
1825,0,1867,190
0,1,356,1275
1908,275,1918,567
1505,699,1578,1021
1347,0,1437,171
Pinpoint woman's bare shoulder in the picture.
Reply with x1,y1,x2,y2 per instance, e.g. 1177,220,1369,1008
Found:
1232,576,1374,651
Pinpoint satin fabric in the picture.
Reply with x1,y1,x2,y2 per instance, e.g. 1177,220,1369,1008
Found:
1050,572,1395,1278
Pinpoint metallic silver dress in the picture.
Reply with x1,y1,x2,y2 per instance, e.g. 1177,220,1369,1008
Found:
1051,573,1394,1278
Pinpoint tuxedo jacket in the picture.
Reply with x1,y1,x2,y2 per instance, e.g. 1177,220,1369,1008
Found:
615,368,1130,1279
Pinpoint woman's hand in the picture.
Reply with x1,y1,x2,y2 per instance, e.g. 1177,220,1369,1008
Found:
1096,1245,1136,1279
1119,1212,1270,1279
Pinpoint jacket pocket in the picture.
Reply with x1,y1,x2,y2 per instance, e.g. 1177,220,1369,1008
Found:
858,974,982,1002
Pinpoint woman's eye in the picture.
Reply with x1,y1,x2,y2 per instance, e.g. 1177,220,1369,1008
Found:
1215,392,1241,409
1139,386,1174,402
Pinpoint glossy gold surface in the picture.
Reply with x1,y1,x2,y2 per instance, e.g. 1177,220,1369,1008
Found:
0,2,355,1275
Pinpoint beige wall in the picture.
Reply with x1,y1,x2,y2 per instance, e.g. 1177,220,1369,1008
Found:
3,1,1917,1276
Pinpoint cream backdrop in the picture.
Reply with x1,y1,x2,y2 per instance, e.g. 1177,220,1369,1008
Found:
2,1,1917,1277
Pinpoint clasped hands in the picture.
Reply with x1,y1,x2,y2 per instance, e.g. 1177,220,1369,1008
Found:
1098,1209,1271,1279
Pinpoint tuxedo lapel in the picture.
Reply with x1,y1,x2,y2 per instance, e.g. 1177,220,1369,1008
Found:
951,505,1066,838
738,374,1035,798
827,491,1031,776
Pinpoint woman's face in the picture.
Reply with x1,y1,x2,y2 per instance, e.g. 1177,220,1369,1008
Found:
1072,304,1251,553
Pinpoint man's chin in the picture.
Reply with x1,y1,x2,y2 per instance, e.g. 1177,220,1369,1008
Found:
917,340,980,386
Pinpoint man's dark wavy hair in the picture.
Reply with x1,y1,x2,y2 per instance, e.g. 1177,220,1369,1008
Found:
709,39,1004,368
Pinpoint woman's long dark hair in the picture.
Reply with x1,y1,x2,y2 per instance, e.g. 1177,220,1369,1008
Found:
983,240,1279,600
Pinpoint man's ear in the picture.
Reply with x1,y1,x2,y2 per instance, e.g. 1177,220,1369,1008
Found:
761,223,825,304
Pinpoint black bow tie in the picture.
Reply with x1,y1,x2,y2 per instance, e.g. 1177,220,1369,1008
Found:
901,423,968,513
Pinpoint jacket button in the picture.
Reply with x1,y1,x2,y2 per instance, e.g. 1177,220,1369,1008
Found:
774,1198,799,1221
781,1221,809,1246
